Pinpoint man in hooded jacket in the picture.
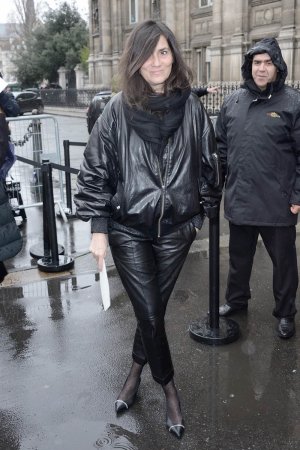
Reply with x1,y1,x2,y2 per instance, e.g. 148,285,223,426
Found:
215,38,300,339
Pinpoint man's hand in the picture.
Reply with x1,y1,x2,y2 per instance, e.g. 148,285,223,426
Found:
207,86,219,94
89,233,108,271
290,204,300,215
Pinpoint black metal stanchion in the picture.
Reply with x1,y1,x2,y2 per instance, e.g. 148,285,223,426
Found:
63,140,73,215
60,140,85,220
189,205,240,345
30,160,64,259
36,161,74,272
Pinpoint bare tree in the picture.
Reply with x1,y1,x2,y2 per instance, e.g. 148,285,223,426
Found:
13,0,38,38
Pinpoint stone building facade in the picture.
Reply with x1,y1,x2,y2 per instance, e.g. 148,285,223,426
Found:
0,24,19,82
87,0,300,88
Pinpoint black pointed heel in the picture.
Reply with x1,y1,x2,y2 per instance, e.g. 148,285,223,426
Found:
166,416,185,439
114,378,141,414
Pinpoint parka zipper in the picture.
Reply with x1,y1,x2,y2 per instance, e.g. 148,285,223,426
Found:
211,152,220,188
157,139,170,238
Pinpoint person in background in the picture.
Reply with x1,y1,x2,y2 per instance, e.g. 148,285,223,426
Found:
75,20,221,439
0,74,20,283
215,38,300,339
0,73,20,118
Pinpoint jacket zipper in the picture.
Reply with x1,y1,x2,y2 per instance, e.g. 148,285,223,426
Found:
211,152,220,188
157,140,170,238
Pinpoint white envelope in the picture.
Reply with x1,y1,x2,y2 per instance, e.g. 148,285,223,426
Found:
99,260,111,311
0,78,8,93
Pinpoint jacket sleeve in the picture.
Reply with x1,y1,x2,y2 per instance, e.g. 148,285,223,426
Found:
0,113,9,169
74,106,119,231
192,87,208,98
214,101,228,184
290,110,300,205
0,91,20,117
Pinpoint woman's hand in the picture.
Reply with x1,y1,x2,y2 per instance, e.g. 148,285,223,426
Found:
89,233,108,271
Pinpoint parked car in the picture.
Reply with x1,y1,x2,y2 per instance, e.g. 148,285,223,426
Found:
15,90,44,115
43,83,62,89
86,90,111,133
24,87,41,94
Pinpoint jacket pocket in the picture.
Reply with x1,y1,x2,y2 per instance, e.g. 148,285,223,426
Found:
111,192,122,219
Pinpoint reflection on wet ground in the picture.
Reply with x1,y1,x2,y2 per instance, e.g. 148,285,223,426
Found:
1,245,300,449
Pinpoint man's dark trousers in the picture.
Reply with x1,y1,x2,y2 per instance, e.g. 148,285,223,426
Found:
226,223,298,318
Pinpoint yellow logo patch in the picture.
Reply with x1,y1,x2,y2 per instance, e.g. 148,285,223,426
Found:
267,112,280,118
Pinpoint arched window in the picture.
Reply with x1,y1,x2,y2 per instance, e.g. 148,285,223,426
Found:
129,0,138,24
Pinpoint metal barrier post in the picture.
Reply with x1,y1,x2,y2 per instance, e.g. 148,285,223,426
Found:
30,118,43,201
63,140,73,213
29,159,65,259
37,161,74,272
189,205,240,345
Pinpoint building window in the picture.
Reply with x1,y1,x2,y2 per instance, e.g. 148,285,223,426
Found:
92,0,99,33
199,0,212,7
196,47,210,84
130,0,138,24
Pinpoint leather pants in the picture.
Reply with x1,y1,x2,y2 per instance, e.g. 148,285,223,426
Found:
108,222,196,385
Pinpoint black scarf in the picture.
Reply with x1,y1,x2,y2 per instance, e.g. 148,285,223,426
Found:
122,88,191,146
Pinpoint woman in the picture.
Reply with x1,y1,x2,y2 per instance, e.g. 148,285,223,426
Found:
75,20,221,439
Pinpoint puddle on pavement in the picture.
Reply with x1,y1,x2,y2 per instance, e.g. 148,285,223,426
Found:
94,423,139,449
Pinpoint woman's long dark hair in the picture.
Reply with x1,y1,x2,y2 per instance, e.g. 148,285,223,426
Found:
119,20,193,107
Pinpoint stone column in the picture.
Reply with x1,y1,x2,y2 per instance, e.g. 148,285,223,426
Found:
74,65,85,89
97,0,112,87
57,67,67,89
278,0,296,80
164,0,176,32
210,0,222,81
228,1,248,81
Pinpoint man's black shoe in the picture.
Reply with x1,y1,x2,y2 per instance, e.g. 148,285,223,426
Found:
219,303,248,317
277,318,295,339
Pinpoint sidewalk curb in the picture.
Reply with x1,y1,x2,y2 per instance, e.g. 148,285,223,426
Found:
3,223,300,287
45,107,87,118
1,236,217,287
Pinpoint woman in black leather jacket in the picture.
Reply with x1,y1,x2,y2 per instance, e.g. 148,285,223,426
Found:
75,20,221,439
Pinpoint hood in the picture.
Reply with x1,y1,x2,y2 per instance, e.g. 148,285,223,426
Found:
241,38,288,91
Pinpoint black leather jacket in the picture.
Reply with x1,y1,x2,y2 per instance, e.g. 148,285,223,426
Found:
75,92,221,237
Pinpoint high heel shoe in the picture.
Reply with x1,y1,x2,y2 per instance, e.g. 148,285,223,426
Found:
166,416,185,439
114,378,141,414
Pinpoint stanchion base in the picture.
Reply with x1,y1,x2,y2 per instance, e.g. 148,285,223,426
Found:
189,316,239,345
37,255,74,273
30,244,64,259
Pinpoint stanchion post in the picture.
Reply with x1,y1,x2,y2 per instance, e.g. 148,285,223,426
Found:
208,206,220,330
189,204,240,345
43,161,59,265
37,161,74,272
42,159,51,261
63,140,73,214
29,159,64,259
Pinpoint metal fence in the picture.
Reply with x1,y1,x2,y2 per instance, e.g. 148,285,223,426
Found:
41,81,300,115
41,88,111,108
198,80,300,115
6,114,65,218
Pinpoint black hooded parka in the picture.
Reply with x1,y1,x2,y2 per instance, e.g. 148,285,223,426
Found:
216,38,300,226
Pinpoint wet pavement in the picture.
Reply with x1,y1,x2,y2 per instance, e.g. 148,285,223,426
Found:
1,208,300,449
